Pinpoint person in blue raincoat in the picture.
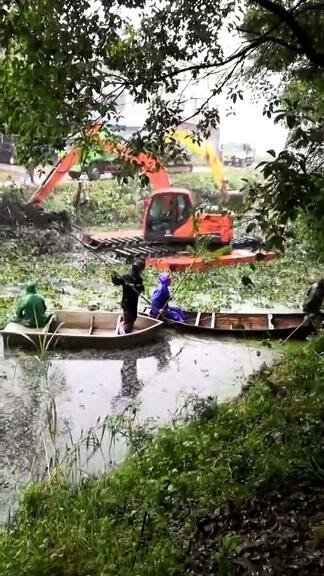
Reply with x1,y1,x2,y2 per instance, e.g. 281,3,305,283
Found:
150,273,185,322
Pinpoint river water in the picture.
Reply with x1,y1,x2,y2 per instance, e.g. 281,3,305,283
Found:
0,331,275,524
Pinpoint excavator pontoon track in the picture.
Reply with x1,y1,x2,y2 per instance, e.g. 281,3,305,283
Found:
82,232,262,263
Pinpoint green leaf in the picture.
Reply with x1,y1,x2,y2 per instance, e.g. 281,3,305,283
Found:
246,222,256,234
241,275,254,287
266,149,276,158
286,115,296,129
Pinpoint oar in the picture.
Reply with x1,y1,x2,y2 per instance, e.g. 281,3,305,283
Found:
74,234,117,264
75,235,152,307
281,316,308,345
157,241,206,319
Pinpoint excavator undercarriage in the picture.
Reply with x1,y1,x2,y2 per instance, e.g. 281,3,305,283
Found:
82,231,262,263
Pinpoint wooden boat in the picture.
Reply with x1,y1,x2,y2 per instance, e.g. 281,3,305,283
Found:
1,310,163,349
143,308,323,338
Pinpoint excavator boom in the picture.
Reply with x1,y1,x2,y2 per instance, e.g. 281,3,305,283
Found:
29,148,80,205
30,133,170,206
101,141,170,190
30,125,222,207
171,128,225,191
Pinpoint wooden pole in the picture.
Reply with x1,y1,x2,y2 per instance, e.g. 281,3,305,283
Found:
281,316,308,345
157,241,206,318
75,235,152,307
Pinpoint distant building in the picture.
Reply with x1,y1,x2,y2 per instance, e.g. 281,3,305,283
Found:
113,80,220,157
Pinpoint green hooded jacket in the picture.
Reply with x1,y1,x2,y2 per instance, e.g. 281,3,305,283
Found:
12,283,49,328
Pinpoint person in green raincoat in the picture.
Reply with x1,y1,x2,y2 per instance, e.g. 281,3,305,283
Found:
11,282,50,328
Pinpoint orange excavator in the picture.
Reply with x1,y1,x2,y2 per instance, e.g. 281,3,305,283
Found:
29,127,261,265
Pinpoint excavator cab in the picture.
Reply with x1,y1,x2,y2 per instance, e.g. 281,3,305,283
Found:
143,188,194,242
143,187,234,245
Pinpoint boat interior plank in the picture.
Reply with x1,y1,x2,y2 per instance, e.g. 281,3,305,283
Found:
195,312,201,327
115,315,122,335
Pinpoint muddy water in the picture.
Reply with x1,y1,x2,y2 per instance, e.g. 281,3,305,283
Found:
0,332,275,524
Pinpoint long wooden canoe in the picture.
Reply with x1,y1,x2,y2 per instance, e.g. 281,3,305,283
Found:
1,310,163,349
143,308,323,338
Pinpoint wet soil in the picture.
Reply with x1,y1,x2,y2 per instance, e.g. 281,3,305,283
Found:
192,479,324,575
0,189,74,255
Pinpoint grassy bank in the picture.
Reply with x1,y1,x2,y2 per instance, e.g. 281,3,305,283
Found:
1,336,323,575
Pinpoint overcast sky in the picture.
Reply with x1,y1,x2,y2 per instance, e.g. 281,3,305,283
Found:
219,97,287,154
95,1,288,154
217,23,288,153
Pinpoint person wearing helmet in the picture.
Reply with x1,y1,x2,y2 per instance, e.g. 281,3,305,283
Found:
112,259,145,334
11,282,50,328
150,273,185,323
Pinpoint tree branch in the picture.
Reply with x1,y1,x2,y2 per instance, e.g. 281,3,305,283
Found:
152,30,304,90
139,0,323,90
240,31,304,55
296,2,324,14
155,40,261,84
177,56,245,128
251,0,324,67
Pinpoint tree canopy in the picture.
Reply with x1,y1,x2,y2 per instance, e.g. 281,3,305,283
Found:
0,1,322,156
0,1,323,244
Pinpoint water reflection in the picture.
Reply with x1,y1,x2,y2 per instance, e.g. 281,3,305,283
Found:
120,358,143,399
0,331,275,524
113,338,172,407
0,357,43,523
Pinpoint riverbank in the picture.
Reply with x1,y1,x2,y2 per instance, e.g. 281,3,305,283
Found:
1,335,323,575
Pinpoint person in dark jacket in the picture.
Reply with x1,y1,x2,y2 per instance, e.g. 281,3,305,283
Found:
303,279,324,331
112,260,145,334
303,280,324,313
